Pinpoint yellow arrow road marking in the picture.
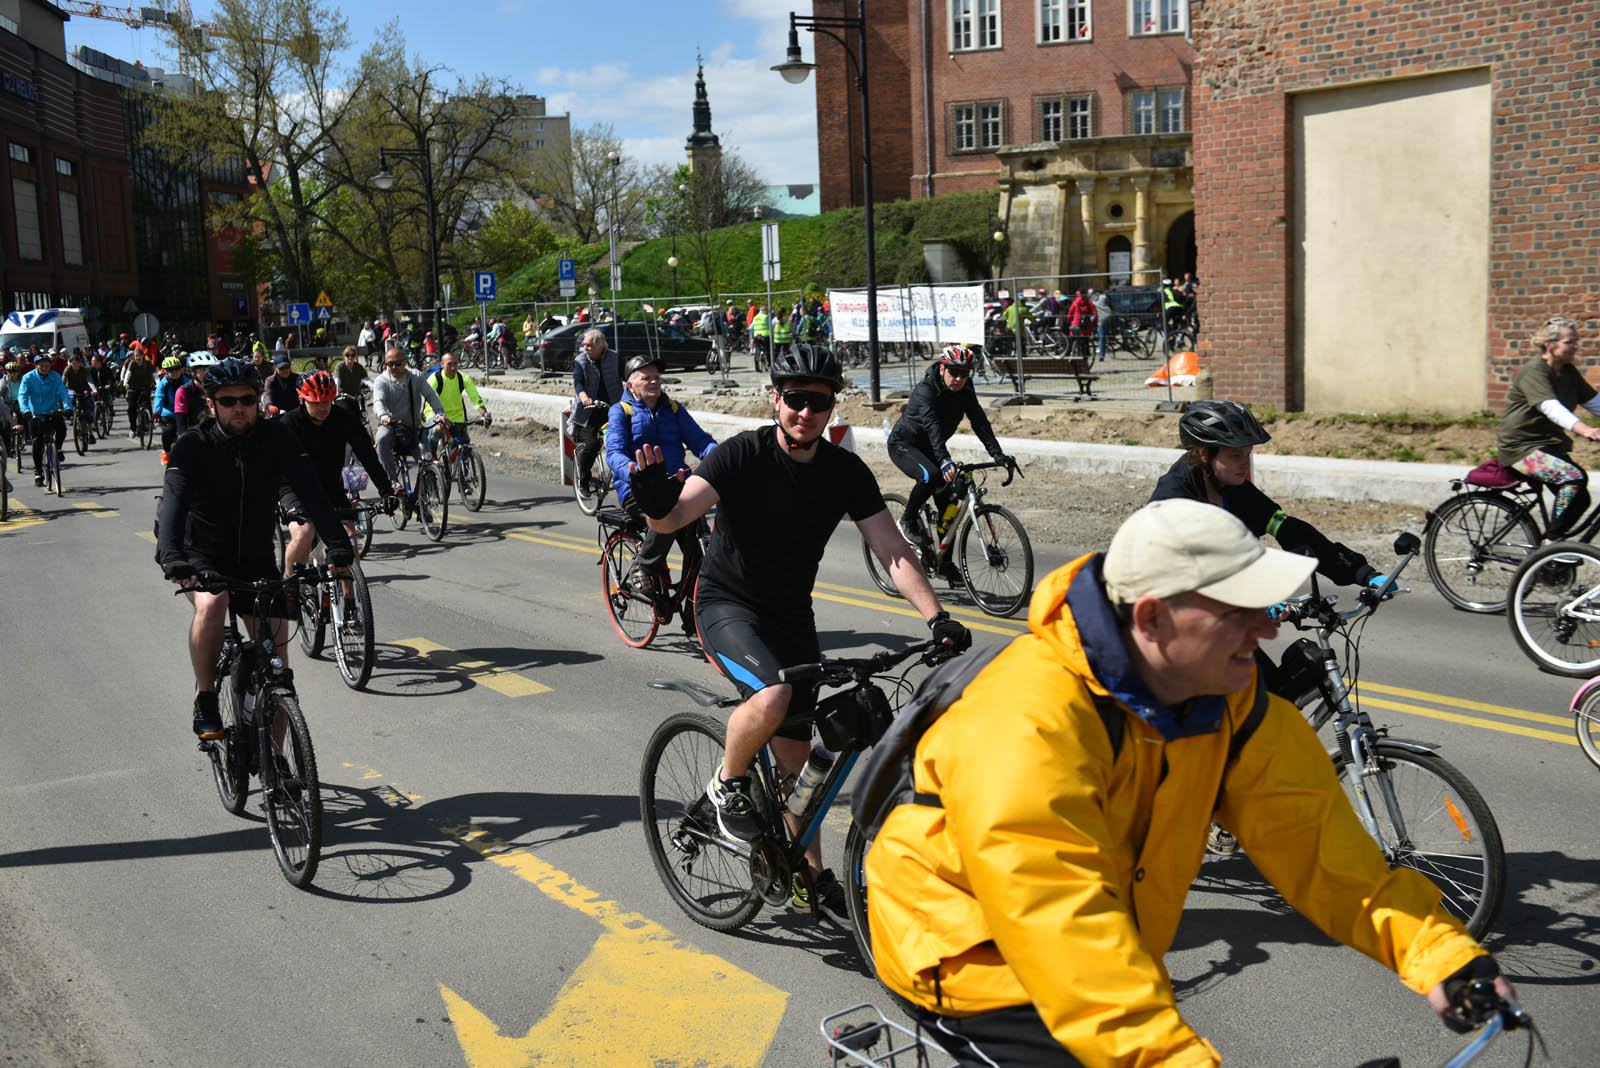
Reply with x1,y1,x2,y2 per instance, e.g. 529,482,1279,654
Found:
392,637,552,697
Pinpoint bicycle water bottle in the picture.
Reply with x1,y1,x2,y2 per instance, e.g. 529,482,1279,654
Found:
938,498,959,538
787,745,836,815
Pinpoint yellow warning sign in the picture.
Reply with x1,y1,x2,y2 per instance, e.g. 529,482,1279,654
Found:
315,290,333,307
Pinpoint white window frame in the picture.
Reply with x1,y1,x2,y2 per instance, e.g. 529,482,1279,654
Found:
978,100,1005,149
1068,95,1093,139
1039,97,1064,141
1131,91,1155,135
951,103,976,152
59,189,83,267
1040,0,1091,42
951,0,975,50
1131,0,1185,35
976,0,1001,49
1039,0,1062,41
13,178,42,260
1157,88,1185,133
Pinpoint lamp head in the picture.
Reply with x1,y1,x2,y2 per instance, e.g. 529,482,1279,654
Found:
773,26,815,84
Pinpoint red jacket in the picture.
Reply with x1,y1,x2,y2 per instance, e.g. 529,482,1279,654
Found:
1068,294,1097,332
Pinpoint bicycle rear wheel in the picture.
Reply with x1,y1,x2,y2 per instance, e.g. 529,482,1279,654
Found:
862,493,932,598
208,666,249,815
73,416,88,456
602,529,659,647
1507,542,1600,676
1423,491,1538,613
842,822,876,974
263,691,321,888
459,448,487,511
331,562,376,690
1337,742,1505,940
1575,687,1600,770
957,504,1034,618
640,712,763,931
574,459,608,515
418,467,446,541
47,443,62,496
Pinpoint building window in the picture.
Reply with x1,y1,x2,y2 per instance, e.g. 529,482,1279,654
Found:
1040,0,1090,42
535,139,544,147
535,120,544,131
8,141,33,164
1039,98,1063,142
951,103,976,151
951,0,1001,51
1068,95,1093,138
1131,91,1155,135
13,178,42,260
59,190,83,266
1132,0,1185,35
1158,88,1186,132
55,157,76,177
979,101,1004,149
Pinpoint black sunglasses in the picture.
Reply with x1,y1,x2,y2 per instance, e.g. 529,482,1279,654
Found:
942,364,971,378
212,393,257,408
780,388,835,413
385,361,406,368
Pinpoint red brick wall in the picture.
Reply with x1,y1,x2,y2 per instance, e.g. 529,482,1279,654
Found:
1192,0,1600,410
813,0,916,212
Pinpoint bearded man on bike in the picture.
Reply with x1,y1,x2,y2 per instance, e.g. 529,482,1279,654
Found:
155,358,354,739
627,343,972,920
887,344,1015,584
867,498,1513,1068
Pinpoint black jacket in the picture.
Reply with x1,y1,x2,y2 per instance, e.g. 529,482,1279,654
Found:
281,403,395,503
887,363,1003,466
263,370,301,415
1149,457,1378,587
156,418,353,578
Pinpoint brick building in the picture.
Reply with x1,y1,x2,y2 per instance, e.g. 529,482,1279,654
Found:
0,0,136,331
811,0,1196,282
1191,0,1600,414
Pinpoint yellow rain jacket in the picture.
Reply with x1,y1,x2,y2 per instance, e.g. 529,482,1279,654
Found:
866,553,1486,1068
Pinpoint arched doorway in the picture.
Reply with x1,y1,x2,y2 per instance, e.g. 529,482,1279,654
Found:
1105,235,1132,286
1165,212,1196,279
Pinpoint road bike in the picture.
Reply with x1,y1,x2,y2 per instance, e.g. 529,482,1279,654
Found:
435,416,489,512
863,460,1033,618
1504,540,1600,677
572,407,612,516
597,508,708,648
388,428,447,542
1422,464,1589,613
1274,533,1505,939
274,507,377,690
818,981,1541,1068
640,640,947,955
188,572,322,888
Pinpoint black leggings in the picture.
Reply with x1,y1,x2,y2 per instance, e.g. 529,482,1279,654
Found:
888,440,955,520
904,1002,1085,1067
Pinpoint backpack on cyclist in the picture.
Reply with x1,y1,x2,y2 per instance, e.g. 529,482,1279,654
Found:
850,640,1270,840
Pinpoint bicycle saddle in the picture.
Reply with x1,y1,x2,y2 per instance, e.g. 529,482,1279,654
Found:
648,678,737,708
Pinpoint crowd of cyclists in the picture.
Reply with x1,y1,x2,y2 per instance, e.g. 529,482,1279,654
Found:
11,308,1574,1067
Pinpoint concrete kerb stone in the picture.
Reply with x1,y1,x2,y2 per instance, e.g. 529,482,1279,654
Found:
478,387,1462,509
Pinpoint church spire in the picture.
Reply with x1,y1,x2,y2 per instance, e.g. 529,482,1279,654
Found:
687,49,720,151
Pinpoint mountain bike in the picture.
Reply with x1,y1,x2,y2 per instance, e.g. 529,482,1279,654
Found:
1505,540,1600,677
33,414,64,496
863,460,1033,618
1274,533,1505,939
95,388,115,438
389,428,447,542
640,640,947,952
435,416,489,512
572,406,612,516
274,507,377,690
135,405,154,450
187,572,322,888
597,508,708,648
71,398,92,455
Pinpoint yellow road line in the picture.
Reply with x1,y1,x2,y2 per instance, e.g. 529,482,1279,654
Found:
816,579,1029,633
134,530,156,543
71,501,117,517
1360,695,1576,747
1357,680,1572,728
392,636,552,698
814,587,1021,636
0,503,46,533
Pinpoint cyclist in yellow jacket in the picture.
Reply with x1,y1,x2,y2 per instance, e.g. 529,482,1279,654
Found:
866,499,1511,1067
423,351,490,455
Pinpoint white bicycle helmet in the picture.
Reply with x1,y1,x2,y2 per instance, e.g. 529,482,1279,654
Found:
187,351,220,369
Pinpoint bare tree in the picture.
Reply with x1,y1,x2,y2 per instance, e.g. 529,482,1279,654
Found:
522,123,652,244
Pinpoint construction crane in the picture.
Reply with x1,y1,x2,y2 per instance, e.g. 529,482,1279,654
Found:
58,1,315,79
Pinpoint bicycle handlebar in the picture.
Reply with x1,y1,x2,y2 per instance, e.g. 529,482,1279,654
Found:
1278,532,1422,630
958,458,1019,488
172,567,319,597
778,638,951,687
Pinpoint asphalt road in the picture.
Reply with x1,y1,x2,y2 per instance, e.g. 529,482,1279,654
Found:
1,430,1597,1068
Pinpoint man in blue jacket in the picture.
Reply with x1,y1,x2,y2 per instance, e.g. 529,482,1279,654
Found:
606,353,716,618
17,350,72,486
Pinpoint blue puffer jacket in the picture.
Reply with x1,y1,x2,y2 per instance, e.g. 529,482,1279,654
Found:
605,392,716,504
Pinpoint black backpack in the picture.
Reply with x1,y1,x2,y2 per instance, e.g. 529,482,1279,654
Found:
850,640,1269,839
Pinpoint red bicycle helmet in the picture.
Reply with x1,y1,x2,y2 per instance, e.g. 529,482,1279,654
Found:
297,370,337,403
940,344,976,371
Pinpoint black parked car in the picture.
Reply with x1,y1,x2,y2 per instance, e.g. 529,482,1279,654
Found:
524,320,712,374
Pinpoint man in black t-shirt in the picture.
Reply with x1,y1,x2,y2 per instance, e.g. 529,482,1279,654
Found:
628,344,971,921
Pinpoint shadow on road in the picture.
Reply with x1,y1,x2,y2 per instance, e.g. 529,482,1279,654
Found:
355,640,601,699
1485,849,1600,986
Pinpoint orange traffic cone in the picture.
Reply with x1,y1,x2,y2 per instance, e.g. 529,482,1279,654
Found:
160,450,169,466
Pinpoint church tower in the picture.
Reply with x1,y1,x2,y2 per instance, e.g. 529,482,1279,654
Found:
685,52,722,175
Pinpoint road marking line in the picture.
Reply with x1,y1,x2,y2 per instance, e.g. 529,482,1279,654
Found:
0,502,46,534
1360,696,1576,747
392,637,553,698
71,501,117,517
134,530,156,543
815,580,1029,633
815,587,1021,635
1357,680,1572,728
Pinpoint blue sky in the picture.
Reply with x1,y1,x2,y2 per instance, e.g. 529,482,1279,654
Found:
61,0,821,185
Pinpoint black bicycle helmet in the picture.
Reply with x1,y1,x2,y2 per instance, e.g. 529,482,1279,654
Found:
623,353,663,377
1179,399,1271,449
203,356,262,395
769,343,845,391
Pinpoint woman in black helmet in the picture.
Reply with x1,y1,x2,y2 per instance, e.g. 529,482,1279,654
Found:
1151,399,1387,590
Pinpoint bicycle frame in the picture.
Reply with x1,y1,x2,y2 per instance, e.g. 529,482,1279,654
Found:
928,461,1013,565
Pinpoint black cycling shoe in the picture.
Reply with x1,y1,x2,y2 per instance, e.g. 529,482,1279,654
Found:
192,691,223,739
939,564,965,588
706,772,762,842
793,868,849,923
33,473,44,487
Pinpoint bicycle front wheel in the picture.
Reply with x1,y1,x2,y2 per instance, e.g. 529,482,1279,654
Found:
73,417,88,456
602,529,659,647
1575,687,1600,770
842,822,876,974
331,563,376,689
574,460,607,515
459,449,487,511
640,712,763,931
1337,742,1505,940
47,445,62,496
862,493,917,598
296,572,326,658
209,670,249,815
1424,491,1538,613
418,467,447,541
1507,541,1600,677
353,499,374,558
137,409,153,450
957,504,1034,618
263,691,321,888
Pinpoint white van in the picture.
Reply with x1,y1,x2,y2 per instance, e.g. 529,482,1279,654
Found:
0,308,92,356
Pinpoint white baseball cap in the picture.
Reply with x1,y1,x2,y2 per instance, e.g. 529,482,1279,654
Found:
1103,499,1316,609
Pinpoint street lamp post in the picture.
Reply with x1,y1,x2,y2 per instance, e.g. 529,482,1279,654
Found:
606,151,621,323
774,1,883,403
372,145,441,352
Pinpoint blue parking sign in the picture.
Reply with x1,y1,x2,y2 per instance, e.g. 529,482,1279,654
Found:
558,258,575,282
474,271,496,302
234,295,248,316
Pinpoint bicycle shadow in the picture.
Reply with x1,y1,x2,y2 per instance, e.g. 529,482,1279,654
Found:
1482,849,1600,986
356,641,601,698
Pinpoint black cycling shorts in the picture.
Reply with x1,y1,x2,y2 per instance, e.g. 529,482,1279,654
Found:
695,598,820,741
278,485,356,525
187,557,289,619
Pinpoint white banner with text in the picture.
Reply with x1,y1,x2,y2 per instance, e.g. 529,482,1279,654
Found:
828,285,986,346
